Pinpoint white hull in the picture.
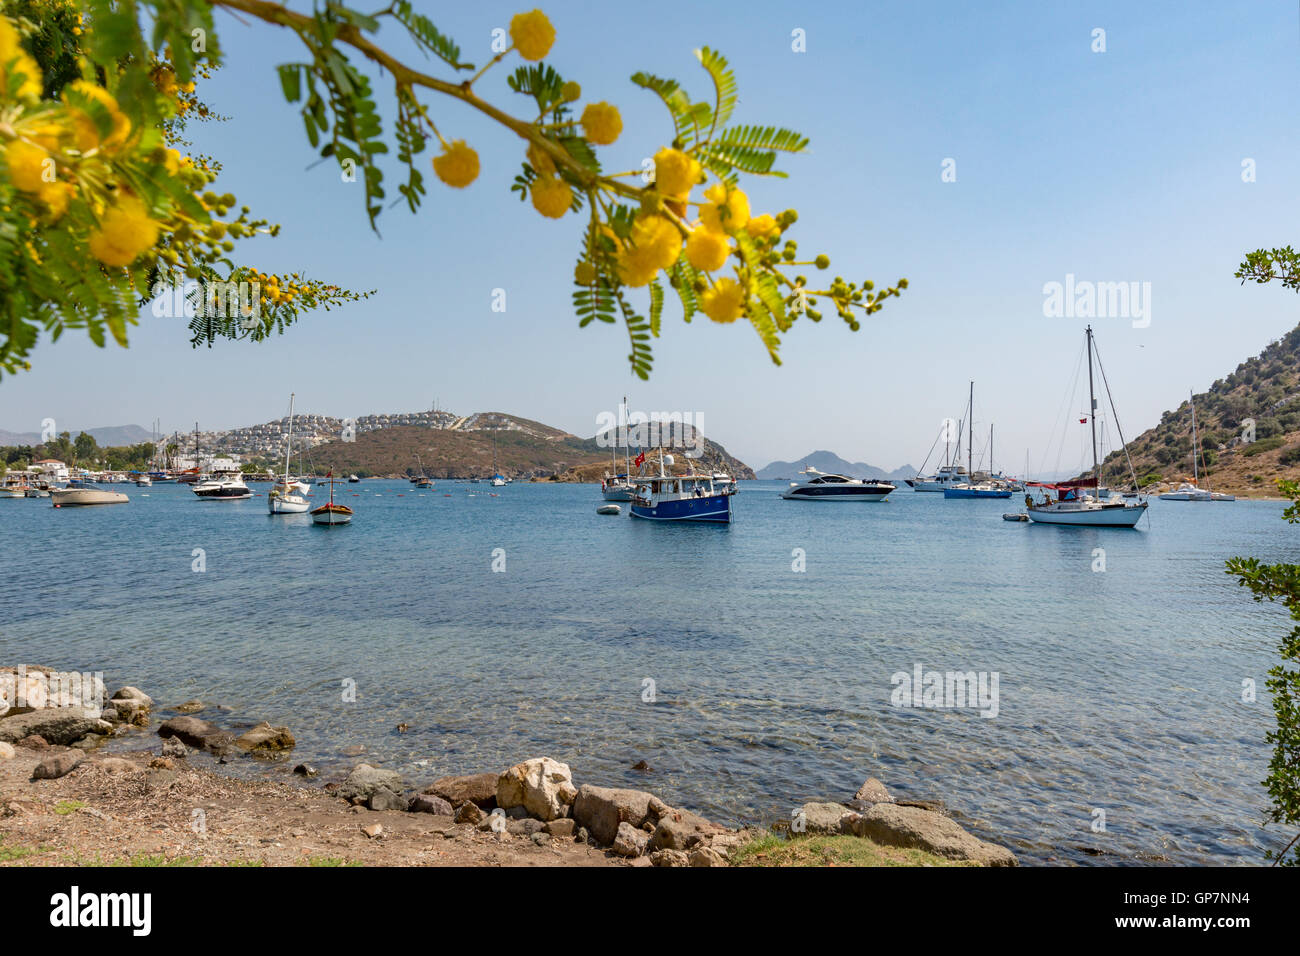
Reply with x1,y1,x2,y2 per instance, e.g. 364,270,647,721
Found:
780,490,892,502
268,494,310,514
1028,504,1147,527
50,488,129,506
908,480,947,492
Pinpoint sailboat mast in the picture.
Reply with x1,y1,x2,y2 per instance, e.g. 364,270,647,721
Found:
1086,326,1099,494
990,424,994,477
283,393,295,483
623,395,630,477
1190,391,1200,484
967,381,974,478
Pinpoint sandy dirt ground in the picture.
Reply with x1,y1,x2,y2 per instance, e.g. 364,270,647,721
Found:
0,747,625,867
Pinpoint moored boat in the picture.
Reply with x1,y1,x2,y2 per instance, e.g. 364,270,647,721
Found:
269,393,311,514
50,480,129,507
630,454,732,522
1027,326,1148,528
943,393,1013,499
781,466,895,501
1158,391,1234,503
193,471,252,500
311,473,354,525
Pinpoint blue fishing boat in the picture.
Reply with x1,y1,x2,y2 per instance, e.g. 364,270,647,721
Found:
630,454,731,523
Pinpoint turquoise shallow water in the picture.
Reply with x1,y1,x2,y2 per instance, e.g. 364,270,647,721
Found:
2,479,1295,864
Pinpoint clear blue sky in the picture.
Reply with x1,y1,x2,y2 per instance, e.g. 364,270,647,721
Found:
3,0,1298,472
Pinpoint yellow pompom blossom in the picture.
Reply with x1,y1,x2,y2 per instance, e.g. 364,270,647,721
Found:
701,278,746,324
510,9,555,61
617,215,682,287
5,140,50,192
652,147,700,199
530,175,572,218
39,180,75,220
65,81,132,153
574,261,596,285
747,213,779,241
88,196,160,268
617,244,659,288
0,18,43,101
580,102,622,146
699,183,750,234
685,227,731,272
630,214,681,270
432,139,480,188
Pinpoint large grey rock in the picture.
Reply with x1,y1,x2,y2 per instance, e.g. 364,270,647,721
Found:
408,793,454,815
368,788,407,811
337,764,405,804
853,777,894,804
111,686,153,706
31,751,84,780
848,803,1018,866
794,801,852,835
496,757,577,821
0,710,113,746
156,716,234,754
612,821,649,857
543,818,576,839
572,785,663,846
648,808,722,852
422,772,498,809
233,722,295,753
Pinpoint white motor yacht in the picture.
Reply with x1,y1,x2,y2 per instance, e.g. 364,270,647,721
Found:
781,466,895,501
193,471,252,500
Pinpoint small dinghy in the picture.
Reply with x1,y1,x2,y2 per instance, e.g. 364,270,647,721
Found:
1003,513,1029,522
597,503,621,515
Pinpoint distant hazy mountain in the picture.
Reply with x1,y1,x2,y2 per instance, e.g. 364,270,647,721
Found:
0,424,152,446
756,450,915,481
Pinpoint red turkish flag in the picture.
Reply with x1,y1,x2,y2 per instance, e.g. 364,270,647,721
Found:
1079,417,1088,424
634,452,646,467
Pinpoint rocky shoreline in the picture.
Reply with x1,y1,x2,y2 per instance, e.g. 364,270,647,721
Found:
1,667,1017,867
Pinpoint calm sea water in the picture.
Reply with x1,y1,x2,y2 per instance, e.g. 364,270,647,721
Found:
2,479,1295,865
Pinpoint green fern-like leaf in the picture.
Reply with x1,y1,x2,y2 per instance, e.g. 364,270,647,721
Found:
630,72,694,142
716,124,810,153
649,279,664,337
391,2,473,70
695,47,737,139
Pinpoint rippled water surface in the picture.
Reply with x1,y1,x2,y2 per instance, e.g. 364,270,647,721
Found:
3,480,1295,864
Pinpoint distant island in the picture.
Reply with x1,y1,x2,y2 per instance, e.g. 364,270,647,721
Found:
756,450,915,481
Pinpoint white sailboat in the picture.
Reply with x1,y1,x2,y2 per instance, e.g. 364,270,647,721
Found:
602,395,636,501
1027,326,1148,527
1159,391,1234,501
907,403,969,491
490,425,506,487
944,383,1013,499
269,393,310,514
